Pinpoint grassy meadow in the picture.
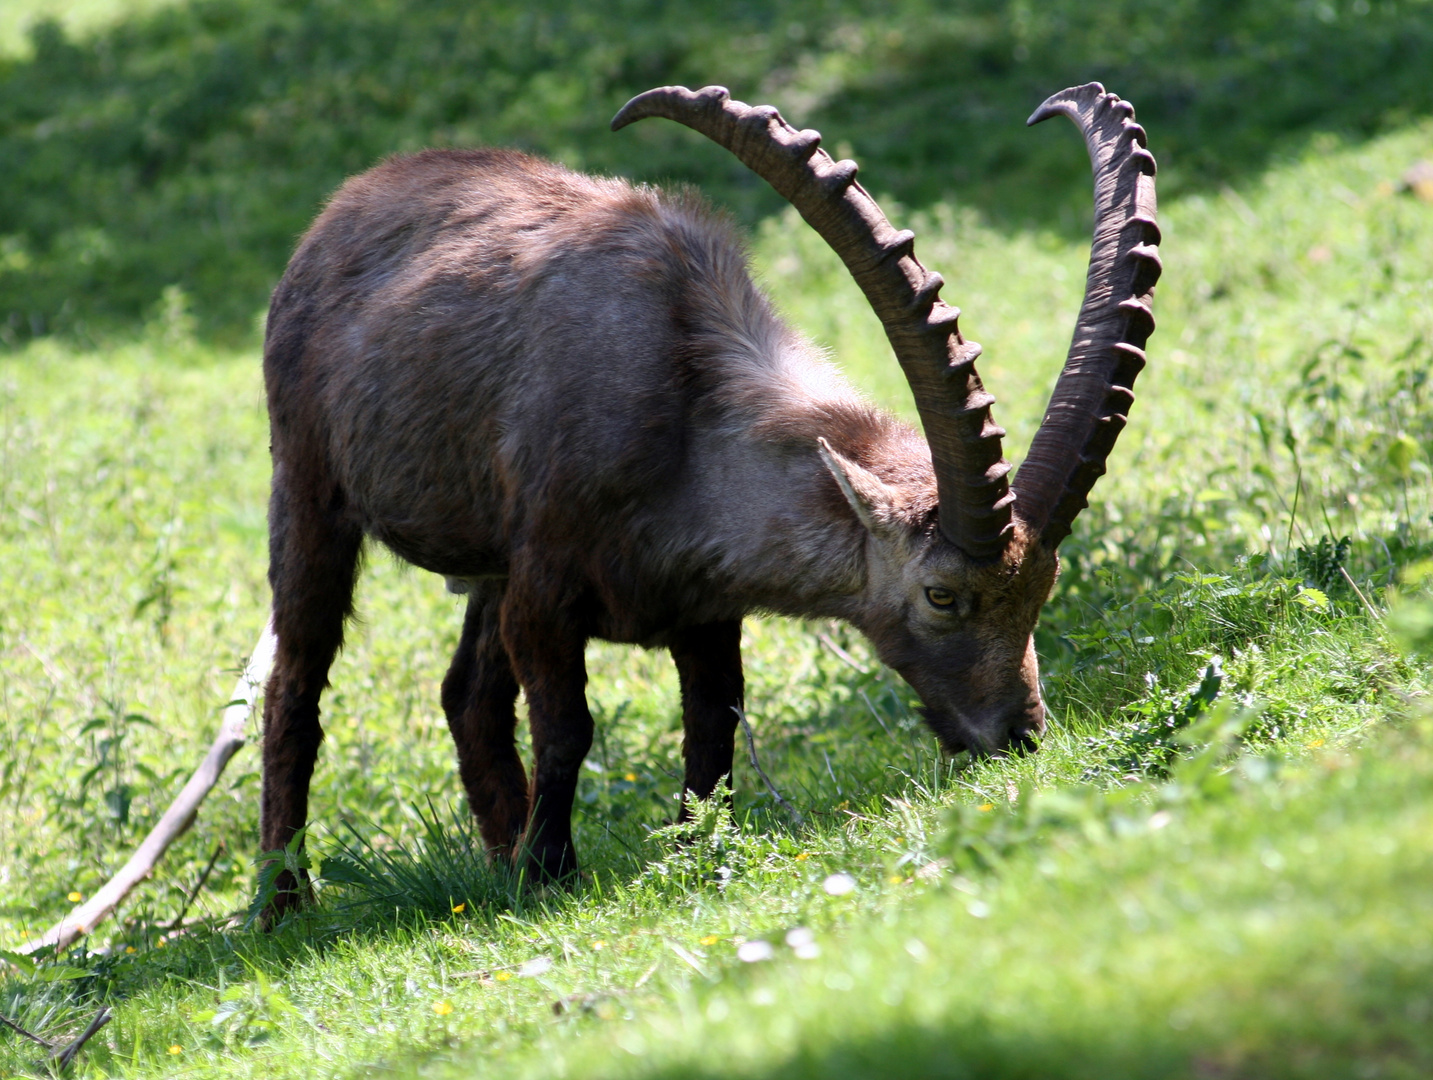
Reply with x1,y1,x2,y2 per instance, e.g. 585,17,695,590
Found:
4,1,1433,1078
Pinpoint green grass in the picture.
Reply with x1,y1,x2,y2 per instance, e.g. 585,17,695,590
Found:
4,5,1433,1075
4,0,1433,340
3,102,1433,1077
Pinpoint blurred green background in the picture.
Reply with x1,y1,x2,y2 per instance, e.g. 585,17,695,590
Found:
3,0,1433,343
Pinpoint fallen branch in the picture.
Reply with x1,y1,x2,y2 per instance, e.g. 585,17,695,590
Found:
22,621,276,954
732,706,805,829
52,1008,112,1070
168,842,225,934
0,1012,52,1049
815,631,869,675
1339,564,1384,625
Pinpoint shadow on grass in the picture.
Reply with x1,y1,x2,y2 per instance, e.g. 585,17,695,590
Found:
3,0,1432,341
621,1003,1428,1080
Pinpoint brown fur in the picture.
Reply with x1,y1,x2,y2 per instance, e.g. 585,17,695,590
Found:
260,149,1053,914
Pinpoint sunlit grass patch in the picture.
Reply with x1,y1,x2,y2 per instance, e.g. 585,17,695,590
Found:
388,717,1433,1080
314,804,525,925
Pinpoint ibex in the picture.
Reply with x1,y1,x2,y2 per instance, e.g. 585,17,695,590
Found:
259,82,1159,909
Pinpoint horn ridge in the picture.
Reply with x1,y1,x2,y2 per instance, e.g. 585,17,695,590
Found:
1014,83,1162,548
613,84,1014,559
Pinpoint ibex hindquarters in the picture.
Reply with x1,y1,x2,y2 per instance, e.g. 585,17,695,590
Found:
259,85,1159,914
261,149,765,901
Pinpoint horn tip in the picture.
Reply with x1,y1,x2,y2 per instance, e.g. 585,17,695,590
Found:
611,84,730,131
1026,81,1109,126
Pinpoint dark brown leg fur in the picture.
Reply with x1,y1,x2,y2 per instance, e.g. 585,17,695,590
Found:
670,621,743,812
259,466,362,920
440,583,529,859
499,582,593,883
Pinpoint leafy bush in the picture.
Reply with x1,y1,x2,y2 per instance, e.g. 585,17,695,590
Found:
637,786,788,896
1296,534,1352,593
1082,658,1226,783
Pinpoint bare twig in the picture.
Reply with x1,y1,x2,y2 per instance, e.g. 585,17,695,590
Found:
732,706,805,829
857,689,892,735
1339,565,1384,625
22,622,277,954
816,632,868,675
168,842,225,933
52,1008,111,1070
0,1012,53,1048
822,749,842,798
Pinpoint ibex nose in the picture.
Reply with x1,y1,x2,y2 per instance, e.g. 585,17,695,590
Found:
1008,699,1045,754
1027,696,1047,734
1010,728,1041,754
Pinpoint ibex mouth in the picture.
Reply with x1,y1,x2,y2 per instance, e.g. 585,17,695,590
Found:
917,706,984,757
1006,728,1041,756
918,707,1041,758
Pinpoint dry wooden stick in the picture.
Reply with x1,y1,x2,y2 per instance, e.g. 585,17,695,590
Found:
732,706,805,829
1339,564,1384,625
168,842,225,934
52,1007,112,1069
22,621,276,954
0,1012,53,1048
815,631,869,675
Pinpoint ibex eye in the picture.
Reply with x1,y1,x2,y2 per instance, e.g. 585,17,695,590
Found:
925,588,957,609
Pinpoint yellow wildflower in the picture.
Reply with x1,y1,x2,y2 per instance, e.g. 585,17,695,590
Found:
978,803,994,812
125,946,136,955
156,935,166,948
699,935,720,946
451,902,466,914
889,875,904,884
495,971,513,982
167,1046,182,1055
795,852,810,861
67,891,83,903
432,1001,453,1016
624,772,637,782
1308,738,1325,748
591,940,605,950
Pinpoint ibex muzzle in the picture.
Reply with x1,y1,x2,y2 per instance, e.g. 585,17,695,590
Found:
258,83,1159,911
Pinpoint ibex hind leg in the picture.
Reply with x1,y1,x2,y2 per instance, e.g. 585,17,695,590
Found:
499,587,594,885
259,469,363,923
670,620,744,812
441,583,529,861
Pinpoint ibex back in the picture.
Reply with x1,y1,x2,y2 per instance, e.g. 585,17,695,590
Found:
260,83,1160,911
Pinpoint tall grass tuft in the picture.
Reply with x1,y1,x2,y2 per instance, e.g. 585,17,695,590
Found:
317,802,525,924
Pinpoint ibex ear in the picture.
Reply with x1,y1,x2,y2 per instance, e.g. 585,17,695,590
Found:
817,437,900,539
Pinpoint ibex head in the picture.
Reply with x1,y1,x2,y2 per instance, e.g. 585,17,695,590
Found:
615,84,1161,756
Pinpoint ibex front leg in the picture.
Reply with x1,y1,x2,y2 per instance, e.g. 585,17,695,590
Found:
501,592,593,883
670,620,744,810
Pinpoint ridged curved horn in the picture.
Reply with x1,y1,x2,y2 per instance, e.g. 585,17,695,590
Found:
1013,83,1162,548
613,85,1014,559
